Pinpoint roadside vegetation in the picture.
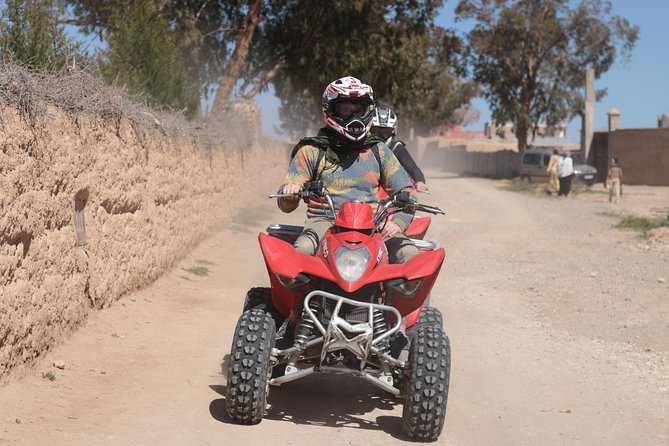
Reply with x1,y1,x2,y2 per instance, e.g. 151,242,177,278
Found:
500,178,600,196
182,266,210,277
616,213,669,236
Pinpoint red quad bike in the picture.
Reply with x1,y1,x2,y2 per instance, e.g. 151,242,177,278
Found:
225,181,450,442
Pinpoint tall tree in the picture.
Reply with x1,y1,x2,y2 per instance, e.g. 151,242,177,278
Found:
97,1,199,115
252,0,475,137
0,0,82,72
456,0,638,151
65,0,475,133
64,0,245,113
209,0,262,118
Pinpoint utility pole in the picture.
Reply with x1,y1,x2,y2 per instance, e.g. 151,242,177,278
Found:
582,68,595,162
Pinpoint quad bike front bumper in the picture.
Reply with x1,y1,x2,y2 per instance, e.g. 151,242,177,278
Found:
269,290,405,396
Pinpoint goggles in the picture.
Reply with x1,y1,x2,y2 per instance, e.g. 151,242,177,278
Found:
371,126,394,141
334,100,371,120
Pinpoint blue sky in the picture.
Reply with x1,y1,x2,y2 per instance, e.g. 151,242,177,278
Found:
257,0,668,143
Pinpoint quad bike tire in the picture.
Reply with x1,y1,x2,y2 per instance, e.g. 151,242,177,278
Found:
243,287,287,331
415,306,443,329
243,287,287,330
401,325,451,442
225,309,276,424
243,287,274,314
407,306,443,339
242,287,290,378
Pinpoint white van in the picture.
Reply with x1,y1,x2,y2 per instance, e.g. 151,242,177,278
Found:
519,147,597,186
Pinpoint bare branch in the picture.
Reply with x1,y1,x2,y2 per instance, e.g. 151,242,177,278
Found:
241,59,287,100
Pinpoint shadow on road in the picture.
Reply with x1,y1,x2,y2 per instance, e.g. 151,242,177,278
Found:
208,373,408,439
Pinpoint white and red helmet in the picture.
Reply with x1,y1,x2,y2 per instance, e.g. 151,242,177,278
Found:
321,76,375,142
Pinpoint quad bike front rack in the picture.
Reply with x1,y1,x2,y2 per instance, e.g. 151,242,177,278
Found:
269,290,404,396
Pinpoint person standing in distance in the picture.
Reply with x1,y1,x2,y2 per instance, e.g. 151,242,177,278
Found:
557,152,575,197
607,157,623,203
546,149,561,196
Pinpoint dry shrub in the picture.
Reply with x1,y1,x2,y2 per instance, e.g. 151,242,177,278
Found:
0,61,257,152
648,227,669,243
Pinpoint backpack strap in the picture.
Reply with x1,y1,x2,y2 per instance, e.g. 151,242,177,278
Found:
311,147,325,182
371,143,384,185
390,140,405,152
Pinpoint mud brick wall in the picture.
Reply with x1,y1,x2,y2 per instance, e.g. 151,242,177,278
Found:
0,105,284,382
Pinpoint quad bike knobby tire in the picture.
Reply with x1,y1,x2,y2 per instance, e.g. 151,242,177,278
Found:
242,287,290,377
402,325,451,442
243,287,287,334
225,309,276,424
407,306,443,340
415,306,443,330
243,287,273,313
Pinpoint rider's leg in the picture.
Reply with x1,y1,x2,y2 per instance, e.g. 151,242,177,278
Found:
385,234,419,264
293,217,331,256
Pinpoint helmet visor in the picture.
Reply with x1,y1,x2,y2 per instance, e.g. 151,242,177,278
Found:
371,126,394,141
334,100,371,120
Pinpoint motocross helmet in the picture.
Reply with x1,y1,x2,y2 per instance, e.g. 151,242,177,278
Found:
322,76,375,142
371,105,398,144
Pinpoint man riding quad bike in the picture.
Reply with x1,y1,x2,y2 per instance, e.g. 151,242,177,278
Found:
225,76,451,442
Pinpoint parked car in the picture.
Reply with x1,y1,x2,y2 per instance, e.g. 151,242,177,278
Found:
519,147,597,186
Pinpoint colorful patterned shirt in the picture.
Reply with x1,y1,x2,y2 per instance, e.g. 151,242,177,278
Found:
279,142,416,231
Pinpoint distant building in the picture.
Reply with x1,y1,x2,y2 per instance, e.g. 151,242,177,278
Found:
437,124,484,139
484,122,566,139
588,108,669,186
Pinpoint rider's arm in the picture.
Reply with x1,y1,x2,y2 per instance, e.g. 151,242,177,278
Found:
277,145,319,213
392,142,426,184
378,143,417,232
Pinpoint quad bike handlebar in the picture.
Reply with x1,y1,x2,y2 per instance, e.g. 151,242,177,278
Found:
269,181,444,233
269,181,337,220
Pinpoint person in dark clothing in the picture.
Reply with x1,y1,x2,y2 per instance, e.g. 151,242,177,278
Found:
557,152,575,197
371,106,427,192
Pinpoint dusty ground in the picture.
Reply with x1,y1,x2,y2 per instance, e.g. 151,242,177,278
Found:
1,170,668,446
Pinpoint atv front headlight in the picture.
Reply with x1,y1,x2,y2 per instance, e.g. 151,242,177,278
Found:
333,245,371,282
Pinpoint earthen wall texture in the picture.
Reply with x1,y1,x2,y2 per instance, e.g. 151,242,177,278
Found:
0,105,284,382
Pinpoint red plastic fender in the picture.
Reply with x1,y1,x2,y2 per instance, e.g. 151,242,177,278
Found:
405,216,431,240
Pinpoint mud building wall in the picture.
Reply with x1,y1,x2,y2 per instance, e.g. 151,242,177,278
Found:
0,102,284,383
608,128,669,186
589,128,669,186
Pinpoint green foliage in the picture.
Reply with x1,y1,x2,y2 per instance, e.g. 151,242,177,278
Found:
499,178,544,195
66,0,244,110
97,2,199,116
616,214,669,235
456,0,639,151
183,266,209,276
66,1,474,132
253,0,475,137
0,0,82,72
42,371,56,381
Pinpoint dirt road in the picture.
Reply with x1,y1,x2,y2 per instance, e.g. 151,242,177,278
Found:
1,172,668,445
